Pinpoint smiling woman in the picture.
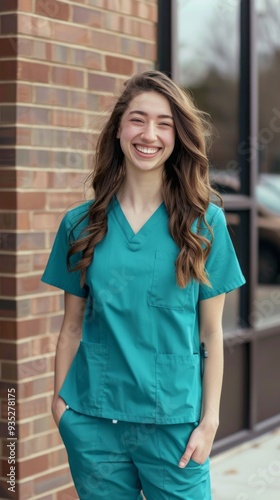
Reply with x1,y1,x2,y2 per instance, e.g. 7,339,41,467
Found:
117,92,175,174
41,70,245,500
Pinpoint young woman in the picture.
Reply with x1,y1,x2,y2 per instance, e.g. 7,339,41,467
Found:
42,70,245,499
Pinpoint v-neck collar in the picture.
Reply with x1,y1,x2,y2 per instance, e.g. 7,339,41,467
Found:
112,195,166,245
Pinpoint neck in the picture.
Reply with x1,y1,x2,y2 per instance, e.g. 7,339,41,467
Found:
117,169,163,211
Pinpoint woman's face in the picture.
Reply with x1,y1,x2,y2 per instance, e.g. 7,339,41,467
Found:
117,91,175,175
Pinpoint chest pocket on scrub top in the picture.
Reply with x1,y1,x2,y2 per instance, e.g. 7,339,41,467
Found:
148,251,192,310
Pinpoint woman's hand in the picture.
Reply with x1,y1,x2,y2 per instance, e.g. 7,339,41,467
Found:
178,418,219,467
52,396,68,427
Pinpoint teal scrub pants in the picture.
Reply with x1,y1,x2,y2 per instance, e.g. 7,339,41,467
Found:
59,408,212,500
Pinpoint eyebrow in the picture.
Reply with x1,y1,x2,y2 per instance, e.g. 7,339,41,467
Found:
128,110,174,120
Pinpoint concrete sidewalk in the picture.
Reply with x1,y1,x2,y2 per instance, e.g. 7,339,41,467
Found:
211,427,280,500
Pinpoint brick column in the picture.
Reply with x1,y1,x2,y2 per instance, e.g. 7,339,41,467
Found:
0,0,157,498
0,1,19,499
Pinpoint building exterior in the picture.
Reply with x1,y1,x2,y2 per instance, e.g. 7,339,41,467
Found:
0,1,157,498
0,0,279,499
158,0,280,450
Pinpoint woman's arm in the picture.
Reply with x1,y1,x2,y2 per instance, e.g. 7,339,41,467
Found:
52,292,87,426
179,293,225,467
198,292,225,428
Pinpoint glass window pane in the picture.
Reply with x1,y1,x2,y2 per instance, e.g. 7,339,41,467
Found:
174,0,244,331
222,212,243,332
256,0,280,328
174,0,241,194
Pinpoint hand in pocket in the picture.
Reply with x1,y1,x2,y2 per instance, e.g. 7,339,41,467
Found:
52,396,68,427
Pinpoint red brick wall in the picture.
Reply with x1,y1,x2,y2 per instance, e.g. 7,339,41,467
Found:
0,1,157,498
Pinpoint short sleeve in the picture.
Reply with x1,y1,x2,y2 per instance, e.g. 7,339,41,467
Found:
199,207,246,300
41,207,90,298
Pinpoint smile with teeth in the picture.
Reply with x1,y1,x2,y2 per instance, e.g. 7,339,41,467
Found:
134,145,160,155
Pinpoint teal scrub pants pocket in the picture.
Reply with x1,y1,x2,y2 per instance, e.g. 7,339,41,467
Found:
59,410,212,500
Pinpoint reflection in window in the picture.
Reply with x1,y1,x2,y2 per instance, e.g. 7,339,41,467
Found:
174,1,242,331
174,0,240,194
256,0,280,327
222,213,242,332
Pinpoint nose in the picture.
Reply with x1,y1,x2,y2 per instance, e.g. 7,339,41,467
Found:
140,122,157,142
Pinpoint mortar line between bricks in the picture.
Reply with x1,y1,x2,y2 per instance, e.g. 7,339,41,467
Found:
2,167,90,172
0,101,104,113
14,464,71,483
1,25,156,44
16,10,157,29
0,84,115,97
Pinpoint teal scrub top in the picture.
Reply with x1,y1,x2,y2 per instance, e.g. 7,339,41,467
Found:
42,196,246,424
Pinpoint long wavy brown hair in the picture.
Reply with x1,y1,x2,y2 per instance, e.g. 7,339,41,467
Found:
68,70,222,287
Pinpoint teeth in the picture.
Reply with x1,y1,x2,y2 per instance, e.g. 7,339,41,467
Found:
135,145,159,154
